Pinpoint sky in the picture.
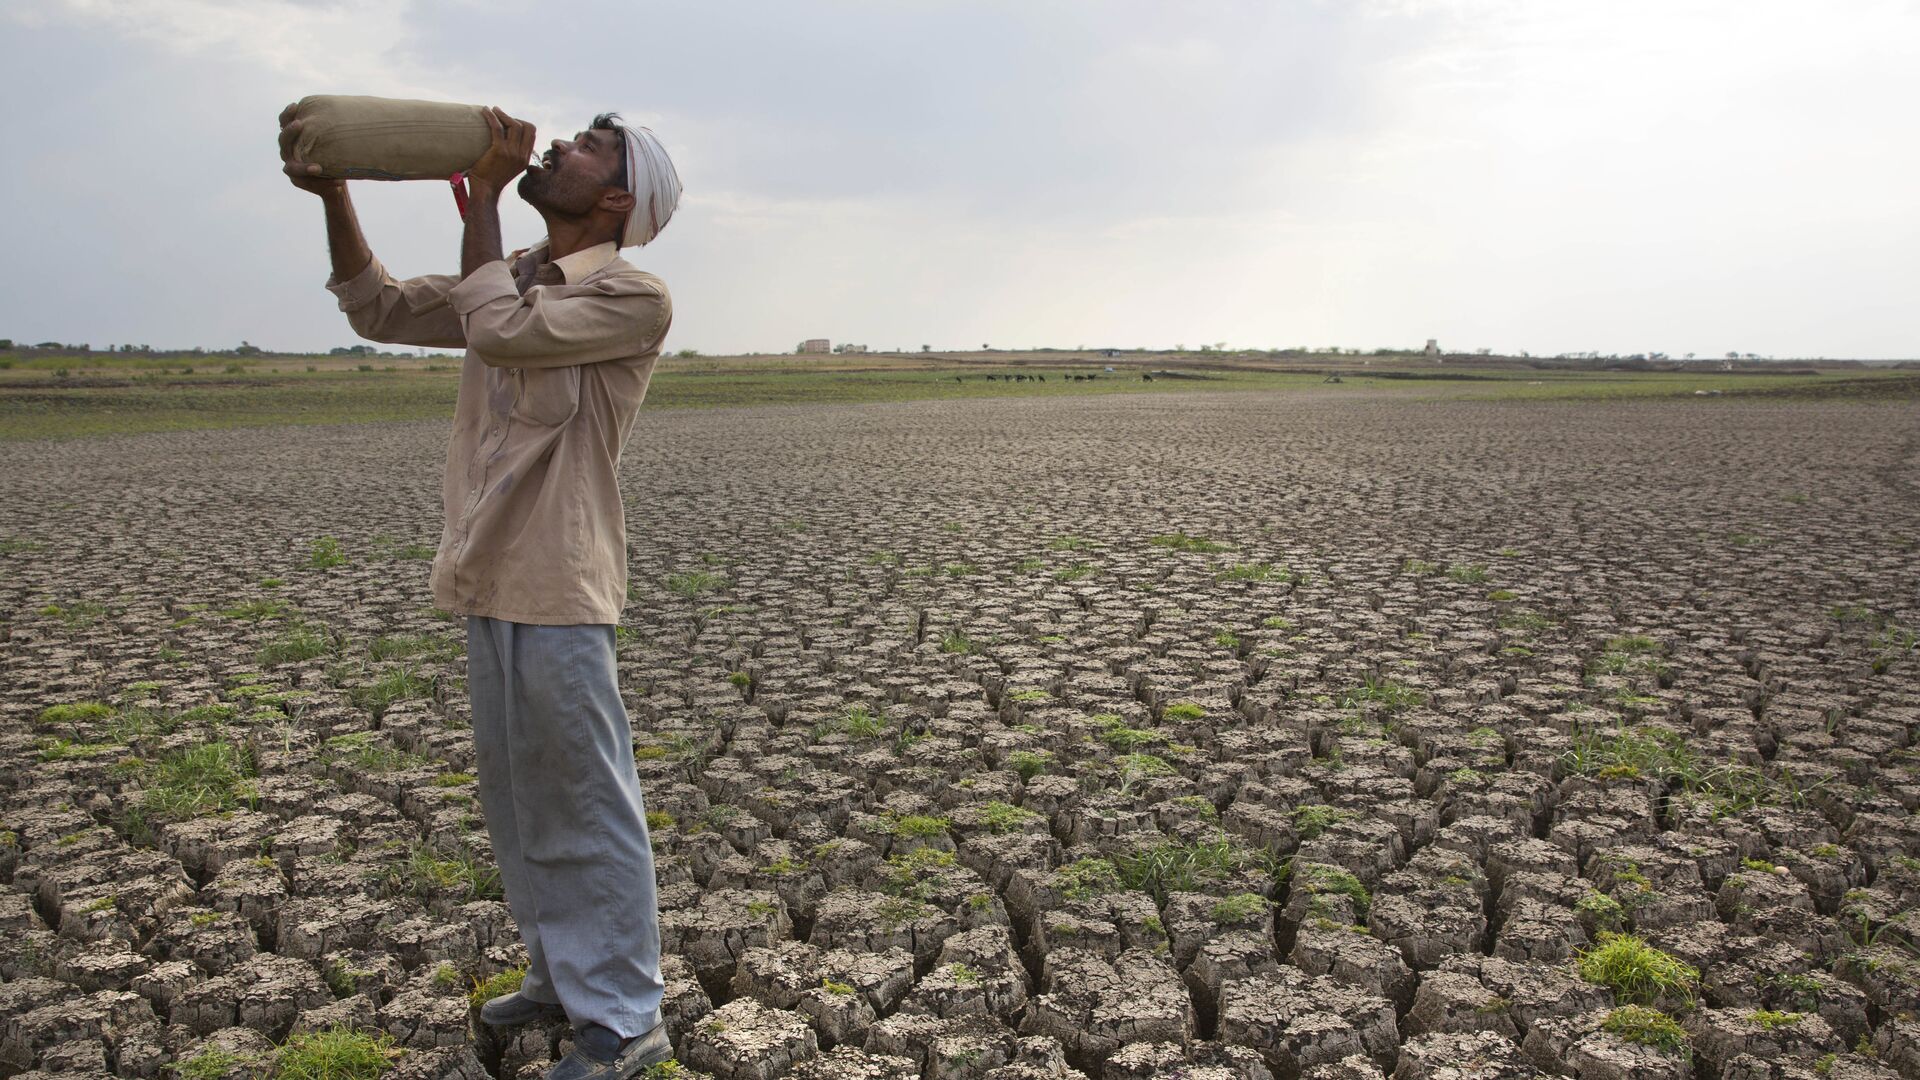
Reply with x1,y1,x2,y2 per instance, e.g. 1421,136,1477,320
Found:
2,0,1917,358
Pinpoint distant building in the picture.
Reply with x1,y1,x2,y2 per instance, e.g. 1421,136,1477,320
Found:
1424,339,1439,359
799,339,831,354
833,343,868,354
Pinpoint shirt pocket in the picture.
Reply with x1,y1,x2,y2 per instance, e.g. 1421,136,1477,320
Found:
509,366,582,427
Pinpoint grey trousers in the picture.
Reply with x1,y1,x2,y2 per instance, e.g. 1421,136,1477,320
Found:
465,616,662,1038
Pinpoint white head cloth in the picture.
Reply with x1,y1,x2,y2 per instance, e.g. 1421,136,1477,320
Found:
612,120,681,247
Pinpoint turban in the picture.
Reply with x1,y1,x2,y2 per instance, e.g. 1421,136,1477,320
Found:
611,120,681,247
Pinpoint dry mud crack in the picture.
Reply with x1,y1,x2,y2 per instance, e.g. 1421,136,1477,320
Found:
1,391,1918,1080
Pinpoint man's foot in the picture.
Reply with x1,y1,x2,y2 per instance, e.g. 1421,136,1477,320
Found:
544,1021,673,1080
478,990,567,1027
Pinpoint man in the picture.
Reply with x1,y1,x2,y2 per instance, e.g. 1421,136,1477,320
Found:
279,103,682,1079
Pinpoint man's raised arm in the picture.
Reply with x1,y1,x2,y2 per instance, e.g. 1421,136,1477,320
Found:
279,103,465,350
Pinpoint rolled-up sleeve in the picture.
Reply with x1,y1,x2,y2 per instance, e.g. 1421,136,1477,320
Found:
326,257,466,349
448,261,669,369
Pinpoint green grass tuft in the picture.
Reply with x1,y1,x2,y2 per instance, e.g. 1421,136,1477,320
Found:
271,1025,397,1080
1601,1005,1689,1054
467,965,527,1008
307,537,347,570
1576,933,1699,1006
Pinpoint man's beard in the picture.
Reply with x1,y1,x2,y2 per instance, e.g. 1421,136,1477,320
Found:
516,167,548,205
517,168,598,216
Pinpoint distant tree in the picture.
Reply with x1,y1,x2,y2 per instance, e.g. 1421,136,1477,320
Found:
0,339,13,350
1726,352,1739,360
676,348,701,358
982,343,991,350
1685,353,1695,360
921,344,931,352
234,341,263,356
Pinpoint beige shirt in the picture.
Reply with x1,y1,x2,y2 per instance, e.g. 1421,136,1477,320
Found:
328,241,669,625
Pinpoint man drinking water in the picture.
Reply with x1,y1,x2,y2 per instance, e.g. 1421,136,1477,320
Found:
279,102,682,1079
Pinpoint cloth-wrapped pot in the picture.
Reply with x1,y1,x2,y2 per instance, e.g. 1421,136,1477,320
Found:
291,94,492,180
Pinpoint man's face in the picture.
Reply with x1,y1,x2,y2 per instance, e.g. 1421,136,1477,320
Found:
518,126,624,215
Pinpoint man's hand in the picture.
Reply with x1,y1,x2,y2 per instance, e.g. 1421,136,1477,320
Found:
467,107,536,197
278,102,344,198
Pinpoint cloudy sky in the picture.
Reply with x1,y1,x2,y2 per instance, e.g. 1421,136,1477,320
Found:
3,0,1916,358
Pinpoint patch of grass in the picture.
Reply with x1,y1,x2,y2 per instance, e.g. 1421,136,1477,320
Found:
814,703,888,741
1446,563,1489,583
664,570,725,598
222,598,291,621
1161,701,1207,721
323,732,427,774
34,736,126,762
1210,892,1269,924
1093,713,1161,751
1216,562,1284,583
942,562,978,578
885,814,950,839
1601,1005,1689,1054
378,843,503,903
1401,558,1441,576
368,633,454,661
176,1047,259,1080
1049,536,1093,551
258,622,332,666
1748,1009,1804,1030
976,800,1041,833
1294,863,1372,920
347,666,435,716
1112,833,1278,905
1338,676,1426,712
1564,720,1798,817
270,1025,398,1080
140,741,257,821
467,964,526,1008
941,628,974,654
1291,804,1355,841
35,700,116,727
1576,933,1699,1006
39,599,110,627
1058,857,1123,901
1150,532,1231,554
307,536,347,570
1260,615,1292,630
1008,750,1052,781
1499,609,1555,633
1577,890,1626,929
1053,562,1095,582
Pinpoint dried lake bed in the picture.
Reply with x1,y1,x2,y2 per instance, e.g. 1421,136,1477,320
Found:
2,388,1917,1079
